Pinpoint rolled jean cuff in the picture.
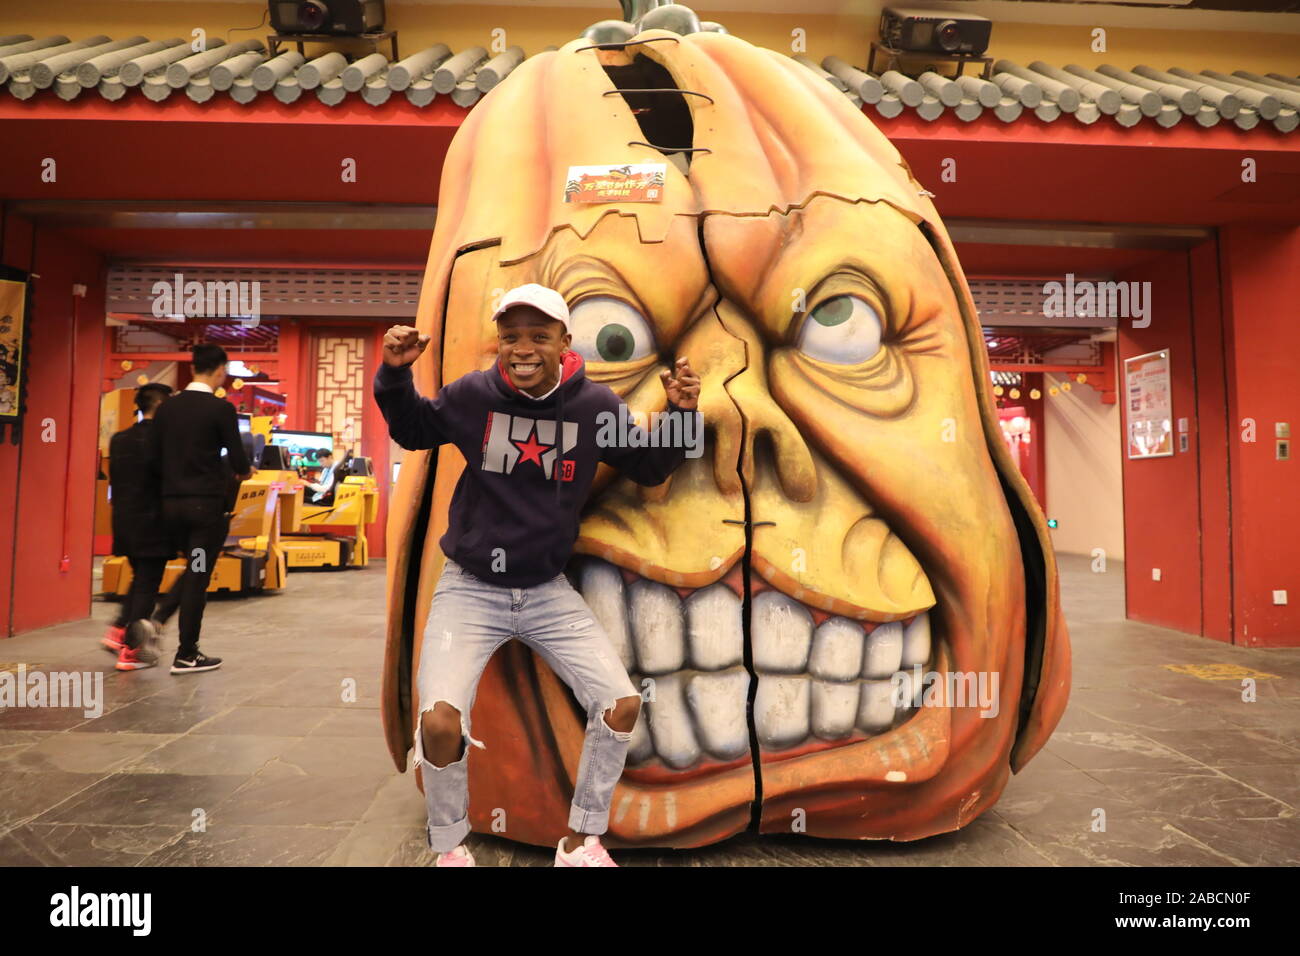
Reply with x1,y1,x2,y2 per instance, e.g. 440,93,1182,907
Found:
568,804,610,835
426,815,472,854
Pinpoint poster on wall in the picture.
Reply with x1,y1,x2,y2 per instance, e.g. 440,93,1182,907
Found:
0,272,30,427
1124,348,1173,459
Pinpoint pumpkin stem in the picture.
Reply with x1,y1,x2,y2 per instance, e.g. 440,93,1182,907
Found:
621,0,667,23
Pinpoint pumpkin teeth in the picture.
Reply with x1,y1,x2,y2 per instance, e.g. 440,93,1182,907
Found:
572,557,936,770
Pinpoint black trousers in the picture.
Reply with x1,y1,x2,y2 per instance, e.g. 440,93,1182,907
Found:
162,496,230,658
113,557,182,632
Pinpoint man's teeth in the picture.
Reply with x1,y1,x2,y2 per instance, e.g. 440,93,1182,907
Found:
576,558,933,767
513,363,540,374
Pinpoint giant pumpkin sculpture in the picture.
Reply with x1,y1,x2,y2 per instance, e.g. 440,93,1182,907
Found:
381,11,1071,847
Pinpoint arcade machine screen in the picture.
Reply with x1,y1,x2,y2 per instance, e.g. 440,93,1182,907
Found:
269,431,335,469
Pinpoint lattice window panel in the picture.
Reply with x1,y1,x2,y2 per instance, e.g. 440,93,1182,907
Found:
313,334,366,452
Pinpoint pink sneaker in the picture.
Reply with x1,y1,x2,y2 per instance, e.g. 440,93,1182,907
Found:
554,835,618,867
102,625,127,653
435,845,475,867
115,642,158,671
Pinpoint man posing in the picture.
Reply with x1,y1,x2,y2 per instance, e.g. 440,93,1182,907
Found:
104,383,178,670
149,344,252,674
373,283,700,868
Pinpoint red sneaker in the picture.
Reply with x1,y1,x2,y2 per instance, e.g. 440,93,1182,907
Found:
102,625,127,653
115,642,159,671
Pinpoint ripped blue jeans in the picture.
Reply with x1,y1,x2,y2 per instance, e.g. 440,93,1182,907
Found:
415,558,640,853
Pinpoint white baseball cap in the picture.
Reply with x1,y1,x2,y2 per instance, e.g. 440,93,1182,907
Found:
491,283,570,331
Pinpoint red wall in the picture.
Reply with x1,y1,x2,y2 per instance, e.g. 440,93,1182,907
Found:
1,212,107,638
1118,233,1299,648
1220,225,1300,647
1118,250,1213,638
1190,241,1233,644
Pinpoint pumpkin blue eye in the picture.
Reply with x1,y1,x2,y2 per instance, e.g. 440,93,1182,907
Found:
797,295,883,364
569,297,655,363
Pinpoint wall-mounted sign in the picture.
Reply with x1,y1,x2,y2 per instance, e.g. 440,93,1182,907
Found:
1124,349,1173,459
564,163,666,203
0,273,29,430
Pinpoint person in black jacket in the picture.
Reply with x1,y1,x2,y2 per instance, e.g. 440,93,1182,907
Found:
148,344,253,674
104,383,177,671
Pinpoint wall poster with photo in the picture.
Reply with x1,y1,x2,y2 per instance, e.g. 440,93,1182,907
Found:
0,268,31,438
1124,348,1174,459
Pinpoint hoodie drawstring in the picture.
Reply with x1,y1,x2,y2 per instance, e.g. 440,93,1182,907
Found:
554,384,565,504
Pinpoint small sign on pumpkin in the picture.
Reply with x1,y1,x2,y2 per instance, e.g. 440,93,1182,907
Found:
564,164,666,204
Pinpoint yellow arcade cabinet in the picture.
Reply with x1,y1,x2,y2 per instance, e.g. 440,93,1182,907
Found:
278,449,379,570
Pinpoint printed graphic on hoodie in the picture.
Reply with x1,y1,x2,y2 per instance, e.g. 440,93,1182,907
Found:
482,412,579,481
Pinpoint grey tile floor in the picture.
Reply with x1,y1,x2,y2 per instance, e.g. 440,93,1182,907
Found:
0,554,1296,866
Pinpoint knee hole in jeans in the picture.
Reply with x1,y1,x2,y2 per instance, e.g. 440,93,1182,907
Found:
420,702,466,768
602,695,641,736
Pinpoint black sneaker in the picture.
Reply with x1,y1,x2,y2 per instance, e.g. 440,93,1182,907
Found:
170,652,222,675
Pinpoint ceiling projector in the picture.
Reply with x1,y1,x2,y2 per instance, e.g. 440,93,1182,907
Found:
879,7,992,56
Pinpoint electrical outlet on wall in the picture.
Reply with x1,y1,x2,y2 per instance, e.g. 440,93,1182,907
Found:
1152,568,1162,581
1274,590,1289,606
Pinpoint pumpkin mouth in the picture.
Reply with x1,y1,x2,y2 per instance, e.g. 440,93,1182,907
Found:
539,555,942,788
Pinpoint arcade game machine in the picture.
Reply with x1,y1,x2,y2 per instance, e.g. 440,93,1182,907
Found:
273,430,379,570
100,413,292,597
242,415,308,541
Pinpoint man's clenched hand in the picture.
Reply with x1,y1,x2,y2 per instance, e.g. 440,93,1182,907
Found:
382,325,431,368
660,356,701,411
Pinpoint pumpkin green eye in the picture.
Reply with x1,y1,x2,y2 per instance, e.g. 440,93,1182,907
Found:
569,297,655,363
596,323,635,361
811,297,854,327
797,295,883,364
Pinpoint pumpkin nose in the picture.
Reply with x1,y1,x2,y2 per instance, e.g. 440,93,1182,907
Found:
695,300,816,502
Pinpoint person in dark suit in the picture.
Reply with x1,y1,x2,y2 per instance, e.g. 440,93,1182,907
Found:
149,344,253,674
104,383,177,670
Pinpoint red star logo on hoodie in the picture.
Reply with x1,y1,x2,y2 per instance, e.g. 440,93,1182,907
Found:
513,430,551,468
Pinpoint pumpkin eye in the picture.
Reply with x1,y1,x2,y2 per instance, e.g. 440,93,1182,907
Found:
569,296,655,363
796,295,883,365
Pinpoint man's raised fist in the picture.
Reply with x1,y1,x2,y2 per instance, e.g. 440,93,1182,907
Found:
382,325,431,368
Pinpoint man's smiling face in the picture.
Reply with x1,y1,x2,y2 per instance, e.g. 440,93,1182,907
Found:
497,306,572,397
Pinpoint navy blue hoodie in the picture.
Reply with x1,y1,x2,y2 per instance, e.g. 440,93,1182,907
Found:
373,351,693,587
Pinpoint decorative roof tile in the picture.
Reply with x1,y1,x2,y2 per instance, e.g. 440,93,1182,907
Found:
0,32,1294,133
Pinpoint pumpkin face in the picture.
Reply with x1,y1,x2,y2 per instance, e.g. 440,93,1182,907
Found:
381,27,1071,846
